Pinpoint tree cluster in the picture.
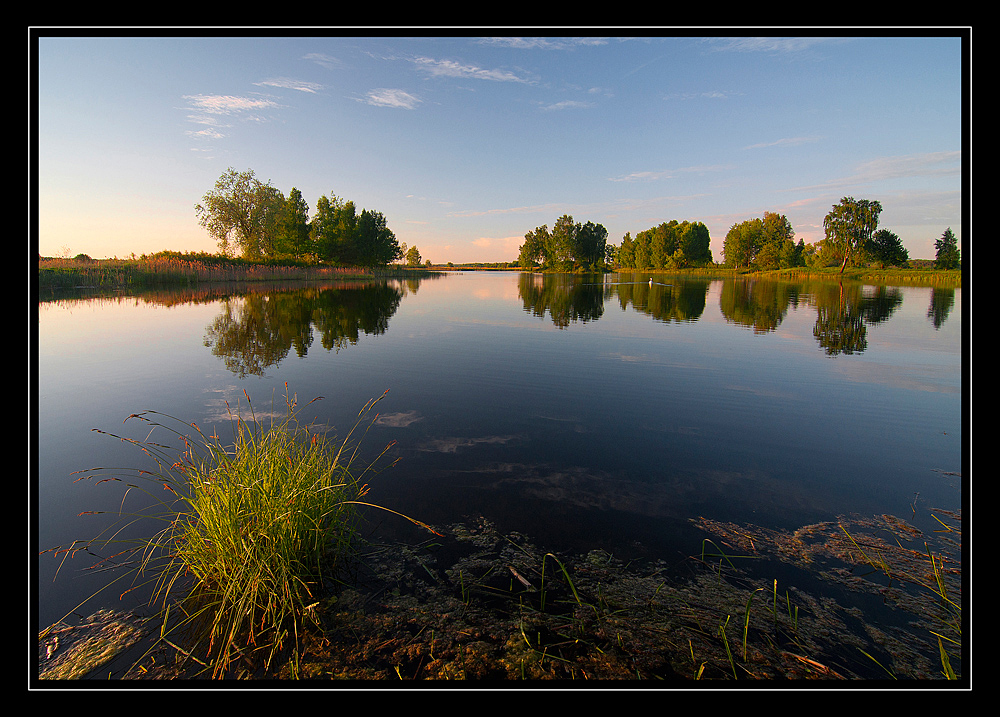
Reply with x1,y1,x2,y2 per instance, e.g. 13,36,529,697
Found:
722,212,803,270
615,220,713,270
517,215,610,271
810,197,933,272
195,168,403,267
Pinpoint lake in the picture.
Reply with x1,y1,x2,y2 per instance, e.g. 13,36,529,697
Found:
35,271,965,678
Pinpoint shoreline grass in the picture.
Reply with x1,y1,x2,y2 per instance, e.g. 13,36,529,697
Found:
36,252,441,292
44,386,436,679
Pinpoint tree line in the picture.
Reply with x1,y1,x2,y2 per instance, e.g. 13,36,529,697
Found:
613,220,713,269
723,197,961,272
195,168,403,268
515,215,714,272
516,199,961,274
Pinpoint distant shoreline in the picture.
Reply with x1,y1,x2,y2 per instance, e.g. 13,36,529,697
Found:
36,253,962,292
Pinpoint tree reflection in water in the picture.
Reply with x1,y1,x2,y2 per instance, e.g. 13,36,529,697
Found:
204,282,407,377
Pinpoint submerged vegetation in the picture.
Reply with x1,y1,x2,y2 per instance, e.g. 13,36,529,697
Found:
284,508,961,682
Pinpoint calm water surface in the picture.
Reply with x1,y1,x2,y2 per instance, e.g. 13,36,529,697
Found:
35,272,964,633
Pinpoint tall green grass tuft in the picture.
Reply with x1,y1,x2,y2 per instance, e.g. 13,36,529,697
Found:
61,385,432,678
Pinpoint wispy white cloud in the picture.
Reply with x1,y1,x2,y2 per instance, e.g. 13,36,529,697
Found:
359,88,422,109
702,37,847,54
477,37,610,50
185,127,226,140
541,99,594,111
792,151,962,191
410,56,533,83
303,52,344,70
610,170,672,182
182,94,281,115
851,151,962,182
255,77,324,93
181,94,283,144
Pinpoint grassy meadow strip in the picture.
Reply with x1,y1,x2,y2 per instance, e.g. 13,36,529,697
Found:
750,265,963,286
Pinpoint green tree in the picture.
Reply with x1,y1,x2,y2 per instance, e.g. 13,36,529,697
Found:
723,218,763,268
405,245,422,266
722,212,796,270
678,221,713,265
574,221,609,270
869,229,909,268
355,209,402,267
546,215,578,271
934,227,961,269
613,233,633,268
761,212,797,268
195,167,286,259
604,241,618,268
518,225,548,268
310,194,359,265
786,238,806,268
822,196,882,274
754,241,782,271
277,187,311,258
646,222,677,269
310,195,334,260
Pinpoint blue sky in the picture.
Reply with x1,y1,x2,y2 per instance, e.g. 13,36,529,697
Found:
35,32,966,264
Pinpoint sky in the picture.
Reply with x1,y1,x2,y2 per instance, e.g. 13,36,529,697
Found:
34,31,967,264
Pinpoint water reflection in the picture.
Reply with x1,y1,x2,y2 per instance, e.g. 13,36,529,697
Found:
928,287,957,330
606,274,709,323
196,273,957,375
517,273,710,327
203,282,406,377
518,273,606,328
810,283,903,355
719,278,803,333
513,273,956,356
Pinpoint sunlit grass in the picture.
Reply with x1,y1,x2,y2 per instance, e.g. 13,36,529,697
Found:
37,253,374,290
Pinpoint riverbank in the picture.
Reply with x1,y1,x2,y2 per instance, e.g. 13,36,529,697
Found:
750,265,963,287
433,264,963,287
38,254,962,292
36,253,442,291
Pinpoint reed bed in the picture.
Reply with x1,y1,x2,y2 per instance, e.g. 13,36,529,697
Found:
48,386,434,679
37,253,375,290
